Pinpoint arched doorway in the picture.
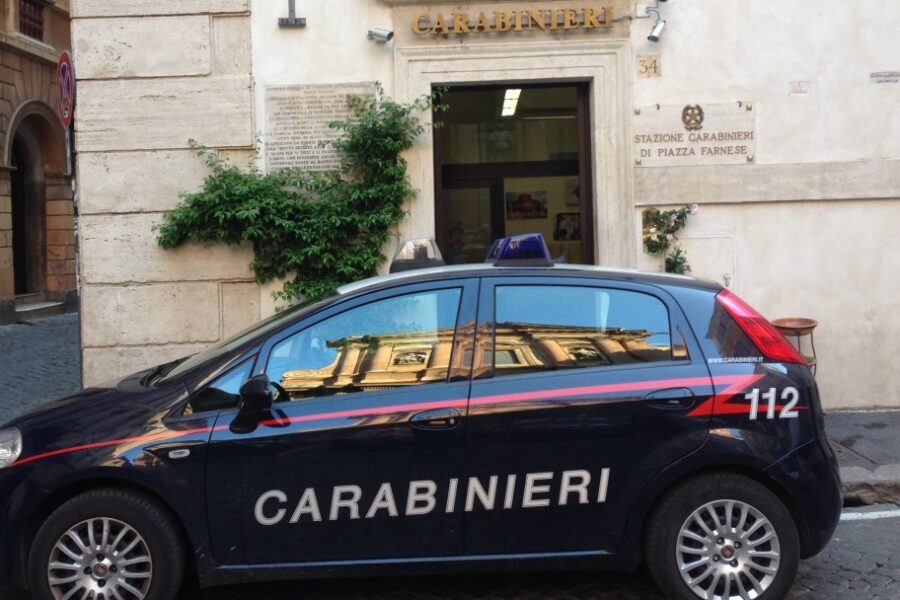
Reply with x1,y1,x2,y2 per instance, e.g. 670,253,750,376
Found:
11,127,46,294
3,101,70,300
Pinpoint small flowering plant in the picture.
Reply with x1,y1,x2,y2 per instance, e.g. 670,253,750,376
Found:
642,204,699,274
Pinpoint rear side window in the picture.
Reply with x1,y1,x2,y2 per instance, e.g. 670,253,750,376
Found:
492,285,673,375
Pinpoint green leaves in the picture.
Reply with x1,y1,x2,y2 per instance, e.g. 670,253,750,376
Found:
156,88,441,301
641,204,699,274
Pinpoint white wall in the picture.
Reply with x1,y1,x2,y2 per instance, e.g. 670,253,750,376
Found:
630,0,900,164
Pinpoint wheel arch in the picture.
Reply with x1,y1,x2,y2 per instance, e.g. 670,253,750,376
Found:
624,463,815,565
16,477,202,588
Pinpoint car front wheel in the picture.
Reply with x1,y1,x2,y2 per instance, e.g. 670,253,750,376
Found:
28,488,185,600
645,472,800,600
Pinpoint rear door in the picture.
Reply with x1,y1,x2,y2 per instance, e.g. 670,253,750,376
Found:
462,276,714,556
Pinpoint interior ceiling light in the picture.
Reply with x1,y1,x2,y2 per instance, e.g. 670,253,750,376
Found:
646,0,668,42
501,89,523,117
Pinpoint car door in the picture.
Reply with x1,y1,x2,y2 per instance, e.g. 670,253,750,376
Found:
462,277,713,556
205,279,478,565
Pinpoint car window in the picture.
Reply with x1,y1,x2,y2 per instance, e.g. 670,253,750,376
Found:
183,358,255,415
492,285,673,375
265,289,463,400
159,293,337,384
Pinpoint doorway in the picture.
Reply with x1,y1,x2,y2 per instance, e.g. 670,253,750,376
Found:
434,83,594,265
10,130,47,295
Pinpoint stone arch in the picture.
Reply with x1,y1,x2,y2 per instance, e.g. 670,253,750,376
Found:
3,99,73,298
3,99,67,173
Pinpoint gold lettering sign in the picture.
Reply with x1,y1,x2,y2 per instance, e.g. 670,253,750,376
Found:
412,6,614,35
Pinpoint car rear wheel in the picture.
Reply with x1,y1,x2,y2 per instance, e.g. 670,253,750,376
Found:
645,472,800,600
28,488,185,600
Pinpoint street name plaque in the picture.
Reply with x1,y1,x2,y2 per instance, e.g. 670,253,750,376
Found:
633,102,757,167
265,83,375,172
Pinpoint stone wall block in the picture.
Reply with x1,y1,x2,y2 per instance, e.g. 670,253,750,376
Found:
212,16,251,76
81,282,221,347
47,258,69,275
46,200,74,216
0,248,12,297
79,214,254,284
73,0,248,18
75,76,253,152
45,184,73,201
46,215,74,231
77,150,213,215
47,245,67,260
46,230,75,246
47,273,76,292
2,53,20,71
0,196,10,213
0,231,10,247
0,213,12,231
73,16,212,80
82,343,212,387
222,282,261,337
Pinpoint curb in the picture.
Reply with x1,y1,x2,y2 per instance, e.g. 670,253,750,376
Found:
840,465,900,506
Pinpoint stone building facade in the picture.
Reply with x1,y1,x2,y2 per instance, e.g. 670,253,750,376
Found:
71,0,899,409
0,0,75,324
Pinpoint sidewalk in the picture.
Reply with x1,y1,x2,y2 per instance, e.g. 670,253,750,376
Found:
826,410,900,505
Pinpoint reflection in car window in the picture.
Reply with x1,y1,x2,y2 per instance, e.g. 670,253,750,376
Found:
492,286,672,375
184,358,255,415
265,289,462,400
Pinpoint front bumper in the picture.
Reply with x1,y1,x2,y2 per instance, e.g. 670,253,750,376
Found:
0,466,30,589
765,436,842,558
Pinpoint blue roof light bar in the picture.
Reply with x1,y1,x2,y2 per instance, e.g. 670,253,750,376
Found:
485,233,554,266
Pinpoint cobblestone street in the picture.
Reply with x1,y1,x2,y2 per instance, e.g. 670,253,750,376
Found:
0,313,81,425
1,510,898,599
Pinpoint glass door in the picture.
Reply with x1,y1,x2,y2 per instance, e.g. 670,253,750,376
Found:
434,83,594,265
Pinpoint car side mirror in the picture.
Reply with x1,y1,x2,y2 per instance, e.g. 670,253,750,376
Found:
230,374,275,434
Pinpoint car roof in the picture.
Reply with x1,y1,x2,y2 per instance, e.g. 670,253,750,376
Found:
337,263,722,296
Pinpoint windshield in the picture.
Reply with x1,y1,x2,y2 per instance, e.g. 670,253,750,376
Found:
156,293,338,385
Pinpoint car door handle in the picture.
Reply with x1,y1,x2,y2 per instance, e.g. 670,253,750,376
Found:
645,387,696,410
410,408,462,430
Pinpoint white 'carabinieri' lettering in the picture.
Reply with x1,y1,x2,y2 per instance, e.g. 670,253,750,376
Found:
254,467,613,526
255,490,287,526
406,480,437,515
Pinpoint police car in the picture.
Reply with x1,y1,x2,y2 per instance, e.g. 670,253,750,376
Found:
0,234,841,600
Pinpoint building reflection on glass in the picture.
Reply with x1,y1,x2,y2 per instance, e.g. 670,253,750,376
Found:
279,323,675,398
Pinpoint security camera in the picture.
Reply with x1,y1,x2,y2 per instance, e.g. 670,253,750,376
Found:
367,28,394,43
647,19,666,42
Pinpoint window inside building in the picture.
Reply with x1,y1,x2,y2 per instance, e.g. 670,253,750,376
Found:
265,289,462,399
435,83,594,265
19,0,45,40
492,285,673,375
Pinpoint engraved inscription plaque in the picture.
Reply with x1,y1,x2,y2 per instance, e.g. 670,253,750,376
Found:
633,102,757,167
265,83,375,171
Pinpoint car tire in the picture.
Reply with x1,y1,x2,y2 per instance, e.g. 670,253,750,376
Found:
644,472,800,600
28,488,186,600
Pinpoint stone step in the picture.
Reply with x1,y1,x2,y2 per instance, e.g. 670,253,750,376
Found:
15,292,45,307
15,301,65,322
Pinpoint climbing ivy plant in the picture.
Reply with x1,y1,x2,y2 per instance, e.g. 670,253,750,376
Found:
155,87,444,301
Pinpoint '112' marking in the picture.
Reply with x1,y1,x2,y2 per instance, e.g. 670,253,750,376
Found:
745,387,800,420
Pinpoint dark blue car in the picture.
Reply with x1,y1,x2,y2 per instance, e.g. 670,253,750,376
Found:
0,236,841,600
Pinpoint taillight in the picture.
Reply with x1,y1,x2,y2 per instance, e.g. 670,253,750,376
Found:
716,289,806,364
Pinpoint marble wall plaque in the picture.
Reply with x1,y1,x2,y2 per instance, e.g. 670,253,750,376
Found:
633,102,757,167
265,83,375,171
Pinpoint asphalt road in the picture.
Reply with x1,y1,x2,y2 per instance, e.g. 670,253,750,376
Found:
2,507,898,600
